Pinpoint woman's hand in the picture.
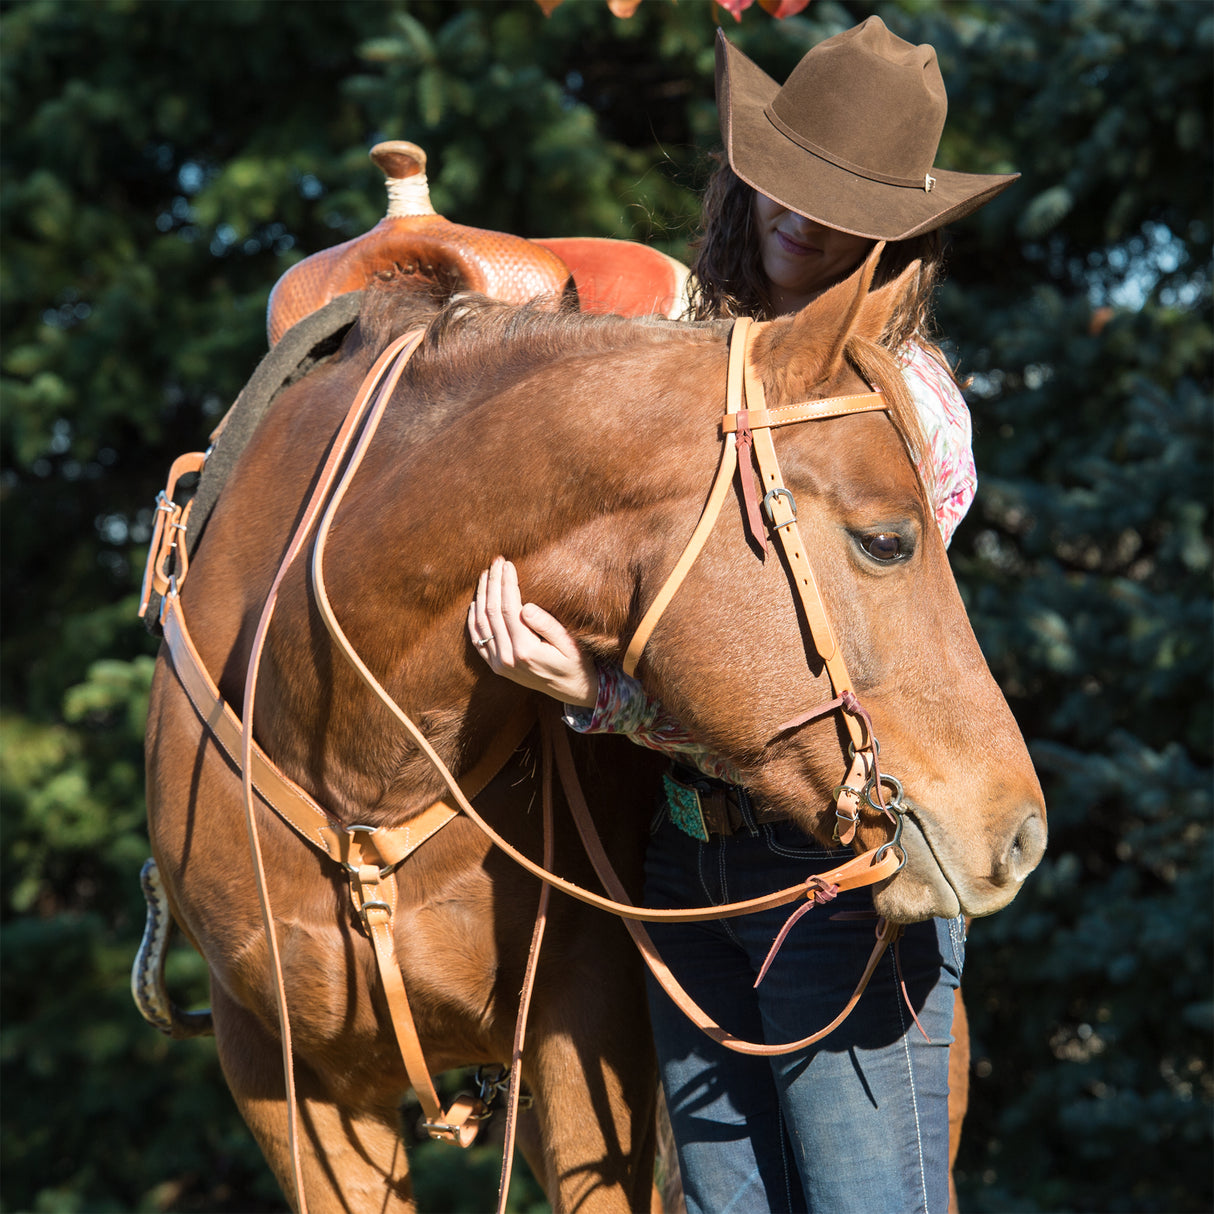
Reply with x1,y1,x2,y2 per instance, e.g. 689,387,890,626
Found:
467,556,598,708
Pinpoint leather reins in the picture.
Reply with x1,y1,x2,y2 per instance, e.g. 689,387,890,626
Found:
144,316,915,1214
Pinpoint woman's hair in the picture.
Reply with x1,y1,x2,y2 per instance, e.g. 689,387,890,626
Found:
686,158,957,379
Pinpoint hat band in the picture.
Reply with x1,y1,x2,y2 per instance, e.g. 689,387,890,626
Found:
764,106,937,192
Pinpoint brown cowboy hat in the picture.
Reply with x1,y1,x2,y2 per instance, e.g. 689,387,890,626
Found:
716,17,1018,241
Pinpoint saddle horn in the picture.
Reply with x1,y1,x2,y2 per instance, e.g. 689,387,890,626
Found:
265,140,575,346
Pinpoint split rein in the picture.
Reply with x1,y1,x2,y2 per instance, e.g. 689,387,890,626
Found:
148,318,914,1214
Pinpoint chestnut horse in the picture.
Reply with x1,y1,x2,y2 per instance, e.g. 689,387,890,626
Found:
143,253,1045,1213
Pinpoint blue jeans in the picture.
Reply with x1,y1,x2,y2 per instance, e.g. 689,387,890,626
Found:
644,809,964,1214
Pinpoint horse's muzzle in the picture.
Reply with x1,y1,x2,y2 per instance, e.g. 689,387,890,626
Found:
875,801,1047,923
989,808,1049,890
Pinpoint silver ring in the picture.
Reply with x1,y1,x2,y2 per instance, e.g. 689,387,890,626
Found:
474,636,492,648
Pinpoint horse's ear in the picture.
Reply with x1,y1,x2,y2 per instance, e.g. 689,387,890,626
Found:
759,245,925,388
852,258,922,345
771,242,886,385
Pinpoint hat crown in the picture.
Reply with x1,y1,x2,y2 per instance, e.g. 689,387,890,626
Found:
767,17,946,184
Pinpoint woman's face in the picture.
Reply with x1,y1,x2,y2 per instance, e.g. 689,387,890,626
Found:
753,193,873,315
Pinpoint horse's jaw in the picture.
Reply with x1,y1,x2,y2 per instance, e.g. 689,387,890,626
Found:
871,808,1047,924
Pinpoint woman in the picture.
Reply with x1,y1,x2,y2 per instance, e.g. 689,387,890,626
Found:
469,18,1016,1214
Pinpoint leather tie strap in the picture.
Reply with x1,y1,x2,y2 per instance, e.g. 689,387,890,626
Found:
733,409,767,552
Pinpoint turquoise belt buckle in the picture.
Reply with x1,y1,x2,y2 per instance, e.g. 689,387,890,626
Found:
663,772,709,842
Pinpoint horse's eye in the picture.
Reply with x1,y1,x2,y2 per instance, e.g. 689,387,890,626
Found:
860,532,906,562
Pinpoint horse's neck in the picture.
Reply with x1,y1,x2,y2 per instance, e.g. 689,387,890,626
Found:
190,323,720,821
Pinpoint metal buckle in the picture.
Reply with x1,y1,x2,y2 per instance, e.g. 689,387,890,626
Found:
762,487,798,529
663,772,709,842
343,824,393,878
831,783,863,829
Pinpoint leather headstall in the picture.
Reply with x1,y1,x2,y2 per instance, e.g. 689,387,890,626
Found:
623,317,907,849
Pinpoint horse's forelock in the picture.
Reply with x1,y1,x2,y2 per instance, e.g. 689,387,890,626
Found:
844,335,934,512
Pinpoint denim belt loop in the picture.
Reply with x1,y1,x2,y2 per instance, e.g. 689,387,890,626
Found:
735,785,761,837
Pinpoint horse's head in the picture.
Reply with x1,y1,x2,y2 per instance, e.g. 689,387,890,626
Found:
607,250,1046,923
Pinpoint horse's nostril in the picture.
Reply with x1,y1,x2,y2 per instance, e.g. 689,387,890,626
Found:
994,809,1047,886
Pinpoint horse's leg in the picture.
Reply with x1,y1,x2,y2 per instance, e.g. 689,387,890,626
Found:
211,982,414,1214
521,928,658,1214
528,1035,657,1214
512,1111,551,1198
948,986,971,1214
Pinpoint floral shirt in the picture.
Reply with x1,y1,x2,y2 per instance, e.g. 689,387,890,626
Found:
900,341,976,548
563,341,976,782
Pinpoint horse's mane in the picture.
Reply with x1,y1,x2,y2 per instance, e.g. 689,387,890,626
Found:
354,277,935,511
356,278,716,410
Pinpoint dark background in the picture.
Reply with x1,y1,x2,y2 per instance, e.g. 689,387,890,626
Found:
2,1,1210,1210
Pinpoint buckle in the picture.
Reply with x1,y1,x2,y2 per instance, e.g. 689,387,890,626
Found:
762,486,798,529
662,772,709,841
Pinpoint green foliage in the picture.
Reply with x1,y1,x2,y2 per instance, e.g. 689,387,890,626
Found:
1,1,1208,1212
908,3,1213,1209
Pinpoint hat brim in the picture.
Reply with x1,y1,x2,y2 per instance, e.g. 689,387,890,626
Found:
716,32,1018,242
